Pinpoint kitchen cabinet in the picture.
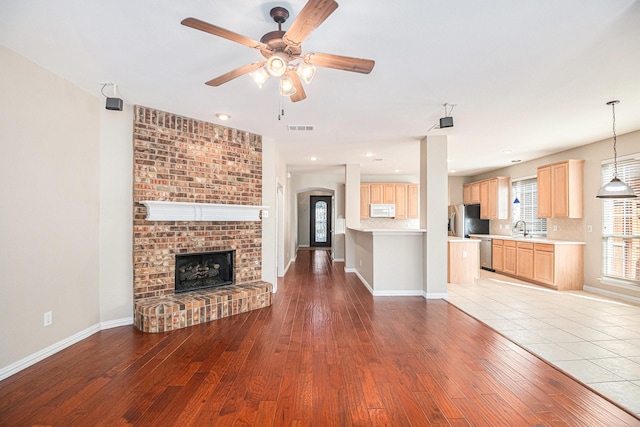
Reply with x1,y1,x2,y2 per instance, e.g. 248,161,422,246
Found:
360,185,371,219
491,238,583,290
361,183,418,220
533,243,554,285
370,184,384,204
479,180,489,218
537,159,584,218
516,241,534,279
492,239,504,272
407,184,419,219
503,240,517,275
394,184,407,219
463,182,481,204
466,177,510,219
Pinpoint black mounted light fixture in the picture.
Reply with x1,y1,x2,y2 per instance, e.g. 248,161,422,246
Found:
596,100,637,199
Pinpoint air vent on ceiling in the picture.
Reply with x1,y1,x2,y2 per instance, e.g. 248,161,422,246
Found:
287,125,315,131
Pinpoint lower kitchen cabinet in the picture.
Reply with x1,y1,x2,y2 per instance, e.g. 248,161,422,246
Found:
516,242,534,279
503,240,517,275
491,238,583,290
492,240,504,271
533,243,554,285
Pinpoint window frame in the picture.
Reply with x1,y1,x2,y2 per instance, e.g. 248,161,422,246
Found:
511,176,547,237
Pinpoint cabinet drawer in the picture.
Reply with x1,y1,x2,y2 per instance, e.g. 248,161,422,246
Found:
493,239,504,246
504,240,516,247
516,241,534,249
534,243,554,252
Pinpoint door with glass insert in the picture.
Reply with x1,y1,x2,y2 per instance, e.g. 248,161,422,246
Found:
310,196,332,247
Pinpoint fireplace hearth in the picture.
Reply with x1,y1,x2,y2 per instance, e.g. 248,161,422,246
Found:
175,250,234,293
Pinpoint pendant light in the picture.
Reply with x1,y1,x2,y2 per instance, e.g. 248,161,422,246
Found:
596,100,637,199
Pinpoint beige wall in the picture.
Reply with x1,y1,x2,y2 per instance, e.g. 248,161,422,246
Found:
467,130,640,301
0,45,101,369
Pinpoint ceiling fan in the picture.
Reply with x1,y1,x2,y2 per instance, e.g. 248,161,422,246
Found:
181,0,375,102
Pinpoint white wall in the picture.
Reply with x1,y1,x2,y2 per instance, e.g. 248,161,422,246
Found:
99,106,134,323
0,46,101,369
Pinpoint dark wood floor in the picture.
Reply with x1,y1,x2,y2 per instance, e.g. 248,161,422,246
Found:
1,250,639,426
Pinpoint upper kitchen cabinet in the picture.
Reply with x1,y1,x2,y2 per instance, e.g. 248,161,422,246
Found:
407,184,419,219
463,182,481,204
537,159,584,218
360,184,371,219
360,183,418,219
477,177,510,220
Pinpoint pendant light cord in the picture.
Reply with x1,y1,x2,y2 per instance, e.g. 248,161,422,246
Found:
611,101,618,178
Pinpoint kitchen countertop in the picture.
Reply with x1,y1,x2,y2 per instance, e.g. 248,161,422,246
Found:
448,237,481,243
349,227,426,235
468,234,585,245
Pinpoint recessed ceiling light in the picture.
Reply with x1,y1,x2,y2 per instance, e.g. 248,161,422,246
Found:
394,169,400,173
503,149,513,154
511,159,521,163
310,156,317,161
216,113,231,121
450,169,456,173
365,152,373,157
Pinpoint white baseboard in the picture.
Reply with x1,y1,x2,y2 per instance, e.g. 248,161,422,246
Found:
372,290,424,297
425,292,448,299
354,270,374,294
332,257,345,262
584,285,640,305
344,267,356,273
0,316,133,381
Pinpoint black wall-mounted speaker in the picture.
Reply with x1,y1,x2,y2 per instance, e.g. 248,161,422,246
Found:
106,97,123,111
439,116,453,128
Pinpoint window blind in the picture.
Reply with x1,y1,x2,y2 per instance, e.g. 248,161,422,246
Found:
601,154,640,283
512,178,547,236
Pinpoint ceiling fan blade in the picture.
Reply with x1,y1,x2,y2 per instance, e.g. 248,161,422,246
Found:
205,62,263,86
283,0,338,47
289,72,307,103
306,52,375,74
181,17,266,50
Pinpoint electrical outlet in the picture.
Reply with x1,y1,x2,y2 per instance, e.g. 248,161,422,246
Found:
553,225,558,232
462,250,468,258
44,311,52,327
359,260,362,267
588,225,593,232
499,224,503,229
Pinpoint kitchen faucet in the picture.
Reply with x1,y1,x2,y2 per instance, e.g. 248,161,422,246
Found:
514,220,528,237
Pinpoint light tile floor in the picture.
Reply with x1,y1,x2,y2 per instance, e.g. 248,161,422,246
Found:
446,270,640,417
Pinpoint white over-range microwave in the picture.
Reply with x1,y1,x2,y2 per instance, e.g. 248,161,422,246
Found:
370,204,396,218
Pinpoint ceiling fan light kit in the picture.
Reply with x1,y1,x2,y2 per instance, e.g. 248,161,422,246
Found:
181,0,375,102
596,100,637,199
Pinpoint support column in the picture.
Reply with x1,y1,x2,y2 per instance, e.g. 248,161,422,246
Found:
344,164,360,272
420,135,448,298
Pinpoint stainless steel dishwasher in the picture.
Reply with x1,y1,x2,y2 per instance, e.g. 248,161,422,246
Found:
478,236,493,271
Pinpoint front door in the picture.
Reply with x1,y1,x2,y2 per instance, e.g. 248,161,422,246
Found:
310,196,332,247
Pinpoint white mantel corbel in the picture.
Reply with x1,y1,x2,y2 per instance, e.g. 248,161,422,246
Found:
140,201,268,222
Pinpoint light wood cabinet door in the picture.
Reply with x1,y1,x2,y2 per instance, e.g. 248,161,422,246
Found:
394,184,408,219
370,184,383,204
479,180,490,218
360,184,370,219
537,160,583,219
407,184,419,219
487,178,498,219
537,166,552,218
463,184,473,204
534,244,554,285
516,242,534,279
551,162,568,218
503,241,517,275
383,184,395,204
492,240,504,272
471,183,480,204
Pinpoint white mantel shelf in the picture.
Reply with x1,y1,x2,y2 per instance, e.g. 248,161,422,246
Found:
140,201,268,222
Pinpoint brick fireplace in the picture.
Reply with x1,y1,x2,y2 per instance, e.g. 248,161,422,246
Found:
132,106,272,333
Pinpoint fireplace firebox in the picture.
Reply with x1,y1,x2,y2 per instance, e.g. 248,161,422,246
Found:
175,250,234,293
